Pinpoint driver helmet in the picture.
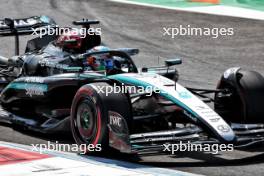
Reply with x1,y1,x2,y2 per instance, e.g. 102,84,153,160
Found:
55,29,83,52
86,46,114,71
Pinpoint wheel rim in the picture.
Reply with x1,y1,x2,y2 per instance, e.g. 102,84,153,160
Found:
75,100,98,143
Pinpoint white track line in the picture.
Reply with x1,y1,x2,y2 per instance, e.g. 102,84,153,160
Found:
0,141,201,176
110,0,264,20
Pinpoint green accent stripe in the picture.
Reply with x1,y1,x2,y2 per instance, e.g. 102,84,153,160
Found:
124,0,215,8
222,0,264,11
125,0,264,11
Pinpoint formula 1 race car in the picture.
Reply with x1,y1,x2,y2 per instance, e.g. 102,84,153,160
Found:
0,16,264,154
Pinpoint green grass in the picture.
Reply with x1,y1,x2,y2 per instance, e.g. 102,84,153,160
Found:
125,0,216,8
222,0,264,11
126,0,264,11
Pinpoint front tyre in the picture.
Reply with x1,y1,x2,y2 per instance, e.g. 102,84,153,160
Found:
215,68,264,123
71,82,132,154
71,84,108,153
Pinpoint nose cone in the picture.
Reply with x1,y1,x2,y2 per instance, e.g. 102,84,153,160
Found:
216,124,236,143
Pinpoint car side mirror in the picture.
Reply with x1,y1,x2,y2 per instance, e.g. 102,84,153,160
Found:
165,58,182,67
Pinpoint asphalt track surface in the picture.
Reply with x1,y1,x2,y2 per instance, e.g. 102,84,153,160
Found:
0,0,264,175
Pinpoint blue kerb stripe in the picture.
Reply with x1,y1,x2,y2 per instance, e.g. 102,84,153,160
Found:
109,75,199,118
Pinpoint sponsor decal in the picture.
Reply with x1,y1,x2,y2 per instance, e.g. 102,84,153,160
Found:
195,106,207,110
178,91,192,99
25,84,46,97
14,18,37,26
217,125,231,133
0,18,38,28
109,111,122,127
195,106,221,119
15,77,45,83
108,111,131,153
7,82,47,97
183,110,197,122
108,111,130,134
39,58,69,70
209,118,221,122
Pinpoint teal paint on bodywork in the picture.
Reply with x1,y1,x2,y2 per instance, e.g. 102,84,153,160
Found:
6,82,48,92
108,74,199,118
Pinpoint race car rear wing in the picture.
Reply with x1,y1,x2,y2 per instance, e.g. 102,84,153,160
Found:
0,16,56,36
0,16,57,55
